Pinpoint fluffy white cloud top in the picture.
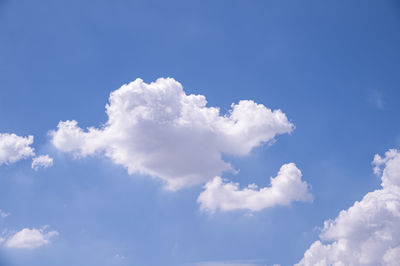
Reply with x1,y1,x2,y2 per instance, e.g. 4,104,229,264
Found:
50,78,294,190
0,133,35,166
31,154,54,171
297,149,400,266
4,227,58,250
197,163,312,213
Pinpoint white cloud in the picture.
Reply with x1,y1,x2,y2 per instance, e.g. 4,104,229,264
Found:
115,254,126,259
4,227,58,250
0,133,35,166
50,78,294,190
0,209,10,218
197,163,312,213
296,149,400,266
31,154,54,171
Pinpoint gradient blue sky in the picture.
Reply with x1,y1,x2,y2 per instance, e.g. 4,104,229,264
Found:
1,0,400,265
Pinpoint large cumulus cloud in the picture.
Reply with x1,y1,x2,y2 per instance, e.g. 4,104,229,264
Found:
50,78,294,190
297,149,400,266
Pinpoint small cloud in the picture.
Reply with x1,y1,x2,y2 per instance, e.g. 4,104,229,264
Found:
4,227,58,250
368,90,385,109
115,254,126,259
197,163,312,213
0,209,10,218
0,133,35,166
31,155,54,171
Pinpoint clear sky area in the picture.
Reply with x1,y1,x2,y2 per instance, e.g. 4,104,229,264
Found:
1,1,400,265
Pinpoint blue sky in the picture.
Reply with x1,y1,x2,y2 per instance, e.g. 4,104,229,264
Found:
1,0,400,265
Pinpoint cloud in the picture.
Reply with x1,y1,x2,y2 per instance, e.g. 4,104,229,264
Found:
197,163,312,213
296,149,400,266
115,254,126,259
4,227,58,250
191,260,266,266
31,154,54,171
0,209,10,218
0,133,35,166
368,90,385,109
50,78,294,190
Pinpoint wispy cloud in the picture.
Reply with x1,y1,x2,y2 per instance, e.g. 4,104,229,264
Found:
0,209,10,218
368,90,385,109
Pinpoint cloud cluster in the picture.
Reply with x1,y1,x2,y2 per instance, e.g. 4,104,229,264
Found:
297,149,400,266
0,133,54,171
32,155,54,171
198,163,312,212
3,227,58,250
50,78,294,190
0,133,35,166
